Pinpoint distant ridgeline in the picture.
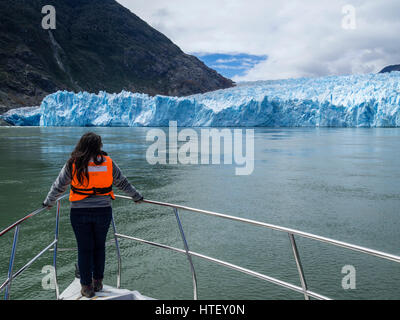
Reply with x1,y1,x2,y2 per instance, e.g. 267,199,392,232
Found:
379,65,400,73
2,72,400,127
0,0,234,111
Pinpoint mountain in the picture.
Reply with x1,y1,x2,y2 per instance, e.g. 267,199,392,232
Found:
3,72,400,127
0,0,234,111
379,64,400,73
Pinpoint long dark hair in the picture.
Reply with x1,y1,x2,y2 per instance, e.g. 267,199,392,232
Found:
67,132,107,186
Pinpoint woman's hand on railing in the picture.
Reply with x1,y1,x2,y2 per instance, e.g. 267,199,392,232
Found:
133,196,144,204
42,202,53,210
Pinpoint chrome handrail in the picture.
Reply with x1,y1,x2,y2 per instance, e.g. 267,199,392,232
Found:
1,193,400,300
0,194,68,299
0,207,47,237
115,195,400,300
135,197,400,264
110,211,122,289
173,207,198,300
288,233,309,300
4,225,19,299
53,200,61,299
114,233,330,300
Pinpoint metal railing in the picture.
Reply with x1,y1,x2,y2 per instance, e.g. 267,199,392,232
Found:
1,194,400,300
0,194,69,299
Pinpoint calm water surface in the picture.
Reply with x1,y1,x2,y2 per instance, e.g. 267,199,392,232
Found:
0,127,399,300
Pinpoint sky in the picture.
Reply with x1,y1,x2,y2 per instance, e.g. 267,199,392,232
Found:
116,0,400,82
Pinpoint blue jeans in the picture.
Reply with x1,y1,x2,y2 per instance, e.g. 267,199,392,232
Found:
70,207,112,286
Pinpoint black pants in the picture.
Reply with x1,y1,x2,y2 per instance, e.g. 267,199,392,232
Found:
70,207,112,286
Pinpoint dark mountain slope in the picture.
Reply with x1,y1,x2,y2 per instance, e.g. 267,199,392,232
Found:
0,0,234,110
379,64,400,73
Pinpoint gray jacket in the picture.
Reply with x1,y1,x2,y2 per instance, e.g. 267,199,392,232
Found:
43,159,143,208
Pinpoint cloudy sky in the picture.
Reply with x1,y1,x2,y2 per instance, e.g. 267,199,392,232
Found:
117,0,400,82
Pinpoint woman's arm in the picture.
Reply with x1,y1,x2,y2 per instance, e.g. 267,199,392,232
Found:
112,161,143,202
43,163,72,207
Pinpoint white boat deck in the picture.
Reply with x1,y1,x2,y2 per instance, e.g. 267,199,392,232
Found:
59,278,155,300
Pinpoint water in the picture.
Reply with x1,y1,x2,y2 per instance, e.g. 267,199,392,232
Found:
0,127,399,300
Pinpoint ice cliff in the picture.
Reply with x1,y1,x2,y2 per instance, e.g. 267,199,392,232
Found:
2,72,400,127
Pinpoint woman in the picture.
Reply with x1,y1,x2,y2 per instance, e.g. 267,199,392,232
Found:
42,132,143,298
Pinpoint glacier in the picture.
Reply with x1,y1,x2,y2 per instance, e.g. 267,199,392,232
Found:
1,106,41,126
2,72,400,127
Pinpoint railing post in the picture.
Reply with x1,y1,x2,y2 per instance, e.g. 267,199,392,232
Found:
53,201,61,299
173,208,198,300
111,212,122,289
288,233,309,300
4,225,19,300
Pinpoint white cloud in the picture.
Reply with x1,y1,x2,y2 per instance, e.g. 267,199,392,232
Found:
211,65,247,70
215,58,240,64
117,0,400,81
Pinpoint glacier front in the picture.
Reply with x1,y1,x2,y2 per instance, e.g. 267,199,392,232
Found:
2,72,400,127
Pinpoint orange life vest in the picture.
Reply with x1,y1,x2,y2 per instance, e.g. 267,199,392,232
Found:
69,155,115,202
